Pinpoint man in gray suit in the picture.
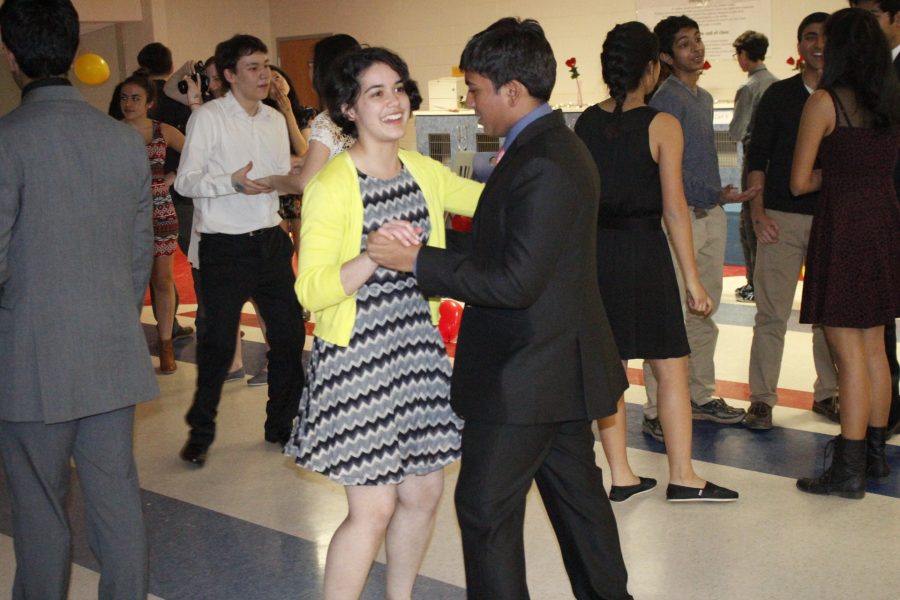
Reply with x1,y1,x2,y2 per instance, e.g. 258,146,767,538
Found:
0,1,159,598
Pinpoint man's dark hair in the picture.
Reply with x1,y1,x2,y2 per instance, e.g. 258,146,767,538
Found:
0,0,79,79
654,15,700,57
848,0,900,18
459,17,556,102
732,31,769,62
214,34,268,91
137,42,173,76
327,47,422,138
312,34,362,98
798,12,829,41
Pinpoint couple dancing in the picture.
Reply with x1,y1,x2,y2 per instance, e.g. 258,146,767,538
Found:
264,17,634,600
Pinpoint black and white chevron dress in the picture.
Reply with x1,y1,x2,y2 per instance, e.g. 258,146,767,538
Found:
285,167,463,485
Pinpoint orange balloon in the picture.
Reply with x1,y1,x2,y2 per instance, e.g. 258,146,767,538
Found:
73,53,110,85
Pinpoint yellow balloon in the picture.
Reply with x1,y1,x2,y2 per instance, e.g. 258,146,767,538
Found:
73,53,110,85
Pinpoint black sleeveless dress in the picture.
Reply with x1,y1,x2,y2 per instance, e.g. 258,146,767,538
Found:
575,105,690,359
800,90,900,328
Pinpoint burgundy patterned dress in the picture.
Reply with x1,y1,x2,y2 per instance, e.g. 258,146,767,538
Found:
147,120,178,257
800,91,900,328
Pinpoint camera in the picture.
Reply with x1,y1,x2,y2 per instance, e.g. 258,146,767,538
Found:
297,106,317,128
177,61,210,95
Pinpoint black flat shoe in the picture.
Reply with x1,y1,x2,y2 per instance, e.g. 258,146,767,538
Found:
180,441,208,467
609,476,657,502
666,481,738,503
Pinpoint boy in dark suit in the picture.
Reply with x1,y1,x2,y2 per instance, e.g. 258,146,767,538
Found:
367,17,632,600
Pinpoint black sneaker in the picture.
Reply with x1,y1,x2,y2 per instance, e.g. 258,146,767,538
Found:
666,481,739,502
642,416,665,442
609,476,657,502
744,401,773,430
812,396,840,423
691,398,746,424
180,441,208,467
735,283,754,303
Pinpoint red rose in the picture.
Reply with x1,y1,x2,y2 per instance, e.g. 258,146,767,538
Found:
702,60,711,70
565,57,576,68
787,56,795,65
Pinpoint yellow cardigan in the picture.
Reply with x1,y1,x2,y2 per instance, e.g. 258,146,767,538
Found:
297,149,483,346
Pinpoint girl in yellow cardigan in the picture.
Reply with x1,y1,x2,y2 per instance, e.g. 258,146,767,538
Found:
272,48,481,599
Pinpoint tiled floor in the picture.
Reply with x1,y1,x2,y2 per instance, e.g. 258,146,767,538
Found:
1,275,898,600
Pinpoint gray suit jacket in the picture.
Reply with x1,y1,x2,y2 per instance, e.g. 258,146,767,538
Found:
0,84,159,423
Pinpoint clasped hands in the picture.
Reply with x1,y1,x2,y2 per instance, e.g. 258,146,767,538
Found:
366,220,423,273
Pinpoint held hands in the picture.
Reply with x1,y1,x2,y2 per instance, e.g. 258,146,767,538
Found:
366,220,423,272
231,161,273,195
720,184,761,205
685,279,713,317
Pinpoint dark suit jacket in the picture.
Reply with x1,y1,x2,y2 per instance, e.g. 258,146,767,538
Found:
0,84,159,423
417,110,627,424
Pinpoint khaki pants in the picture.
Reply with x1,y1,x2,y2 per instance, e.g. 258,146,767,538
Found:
643,205,726,418
748,209,838,406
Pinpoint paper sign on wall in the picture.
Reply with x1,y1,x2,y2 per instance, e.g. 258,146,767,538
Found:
636,0,772,64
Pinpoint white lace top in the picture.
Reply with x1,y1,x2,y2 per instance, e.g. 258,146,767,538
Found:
309,111,355,159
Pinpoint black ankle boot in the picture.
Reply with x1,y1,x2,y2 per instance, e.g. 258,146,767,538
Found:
866,426,891,482
797,436,867,499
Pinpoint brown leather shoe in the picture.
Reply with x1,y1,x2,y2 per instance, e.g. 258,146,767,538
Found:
159,339,177,374
744,401,773,430
812,396,840,423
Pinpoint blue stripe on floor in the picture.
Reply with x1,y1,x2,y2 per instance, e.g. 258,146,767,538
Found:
624,403,900,497
0,470,466,599
152,325,900,499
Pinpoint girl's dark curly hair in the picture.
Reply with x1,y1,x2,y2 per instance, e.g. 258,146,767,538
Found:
326,47,422,138
113,69,157,120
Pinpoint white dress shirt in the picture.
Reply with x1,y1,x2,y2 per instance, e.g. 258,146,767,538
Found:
175,91,290,236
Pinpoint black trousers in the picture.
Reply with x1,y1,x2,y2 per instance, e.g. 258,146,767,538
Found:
455,419,632,600
186,227,304,446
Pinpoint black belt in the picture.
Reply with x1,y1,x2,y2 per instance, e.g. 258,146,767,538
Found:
206,226,278,238
598,216,662,232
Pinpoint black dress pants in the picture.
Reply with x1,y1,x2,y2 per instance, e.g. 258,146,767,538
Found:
186,227,304,446
455,419,632,600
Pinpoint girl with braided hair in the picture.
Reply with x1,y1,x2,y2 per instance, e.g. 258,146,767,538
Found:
575,21,737,502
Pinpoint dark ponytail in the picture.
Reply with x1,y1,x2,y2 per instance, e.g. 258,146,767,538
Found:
601,22,659,128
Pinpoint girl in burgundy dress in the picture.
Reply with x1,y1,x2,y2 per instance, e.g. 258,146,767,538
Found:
791,8,900,498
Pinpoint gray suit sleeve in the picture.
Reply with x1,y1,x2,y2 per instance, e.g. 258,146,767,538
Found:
131,152,154,314
0,141,20,299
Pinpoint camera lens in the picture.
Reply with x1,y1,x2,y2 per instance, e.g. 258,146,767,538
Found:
177,79,188,95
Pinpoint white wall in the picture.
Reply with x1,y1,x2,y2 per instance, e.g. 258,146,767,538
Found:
72,0,142,22
268,0,847,106
0,0,849,118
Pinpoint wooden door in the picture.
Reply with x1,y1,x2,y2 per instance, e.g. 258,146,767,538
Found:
277,36,327,109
